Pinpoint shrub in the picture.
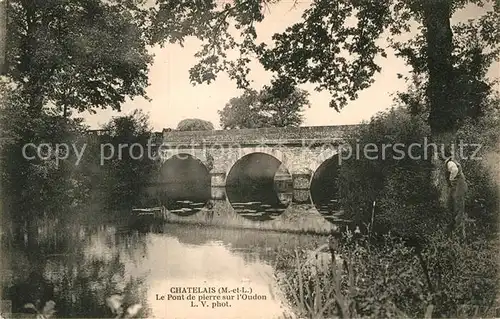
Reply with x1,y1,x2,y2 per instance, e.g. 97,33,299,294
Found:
338,103,499,239
275,230,499,319
423,232,499,317
176,118,214,131
275,232,428,318
338,107,449,238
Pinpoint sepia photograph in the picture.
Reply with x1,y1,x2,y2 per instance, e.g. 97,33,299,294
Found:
0,0,499,318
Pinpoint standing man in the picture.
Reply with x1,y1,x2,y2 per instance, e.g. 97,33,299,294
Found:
442,149,468,237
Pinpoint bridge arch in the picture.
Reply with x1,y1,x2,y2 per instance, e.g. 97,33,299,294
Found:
158,148,210,169
155,152,211,216
224,149,293,221
223,147,292,181
308,147,341,175
309,149,344,223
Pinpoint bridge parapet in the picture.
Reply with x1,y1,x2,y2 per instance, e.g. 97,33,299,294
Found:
162,125,360,146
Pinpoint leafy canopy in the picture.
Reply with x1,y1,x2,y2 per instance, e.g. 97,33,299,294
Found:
150,0,499,133
5,0,152,115
219,78,309,129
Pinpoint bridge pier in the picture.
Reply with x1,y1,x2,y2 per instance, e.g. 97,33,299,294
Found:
293,189,311,203
211,187,226,200
292,173,311,190
210,172,226,187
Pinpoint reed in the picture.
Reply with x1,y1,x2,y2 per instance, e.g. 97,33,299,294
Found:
275,231,499,319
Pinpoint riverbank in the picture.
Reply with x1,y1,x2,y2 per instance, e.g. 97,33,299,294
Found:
274,231,500,319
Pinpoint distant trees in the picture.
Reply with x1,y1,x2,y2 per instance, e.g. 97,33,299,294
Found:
176,118,214,131
219,80,309,129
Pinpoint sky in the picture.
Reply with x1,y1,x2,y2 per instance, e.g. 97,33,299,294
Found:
81,1,498,132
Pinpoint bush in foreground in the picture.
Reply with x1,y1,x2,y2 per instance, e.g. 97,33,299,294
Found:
275,230,499,319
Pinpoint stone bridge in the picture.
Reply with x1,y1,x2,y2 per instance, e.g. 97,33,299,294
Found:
157,125,357,195
136,125,362,233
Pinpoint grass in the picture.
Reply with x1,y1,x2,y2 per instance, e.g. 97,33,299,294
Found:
274,231,499,319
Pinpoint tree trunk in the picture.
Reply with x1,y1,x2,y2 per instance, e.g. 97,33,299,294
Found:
423,0,455,136
422,0,457,209
0,0,7,75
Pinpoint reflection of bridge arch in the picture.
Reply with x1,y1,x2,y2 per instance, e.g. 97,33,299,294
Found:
310,152,344,224
225,151,292,222
225,152,285,186
156,153,211,216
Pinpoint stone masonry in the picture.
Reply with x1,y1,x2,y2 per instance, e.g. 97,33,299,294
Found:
158,125,359,192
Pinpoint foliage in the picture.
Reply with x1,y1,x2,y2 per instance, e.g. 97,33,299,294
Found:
1,82,156,225
150,0,500,134
395,17,499,128
176,118,214,131
423,231,499,317
219,78,309,129
337,87,499,238
99,109,156,212
275,230,499,318
455,94,500,236
219,89,263,129
306,91,500,318
102,109,152,138
1,0,154,229
275,233,427,318
0,82,90,224
338,106,447,238
4,0,152,116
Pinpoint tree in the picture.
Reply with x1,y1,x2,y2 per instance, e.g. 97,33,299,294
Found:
0,82,90,242
176,118,214,131
219,78,309,129
1,0,153,222
4,0,152,117
219,89,262,129
150,0,499,140
150,0,499,216
1,0,155,231
100,109,156,211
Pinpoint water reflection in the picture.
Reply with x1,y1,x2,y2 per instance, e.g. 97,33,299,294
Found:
310,155,348,223
3,222,151,318
155,183,210,217
225,153,293,221
225,184,292,221
148,154,212,216
3,221,325,318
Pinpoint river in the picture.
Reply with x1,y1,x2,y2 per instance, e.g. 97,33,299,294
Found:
2,171,341,319
1,217,330,318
